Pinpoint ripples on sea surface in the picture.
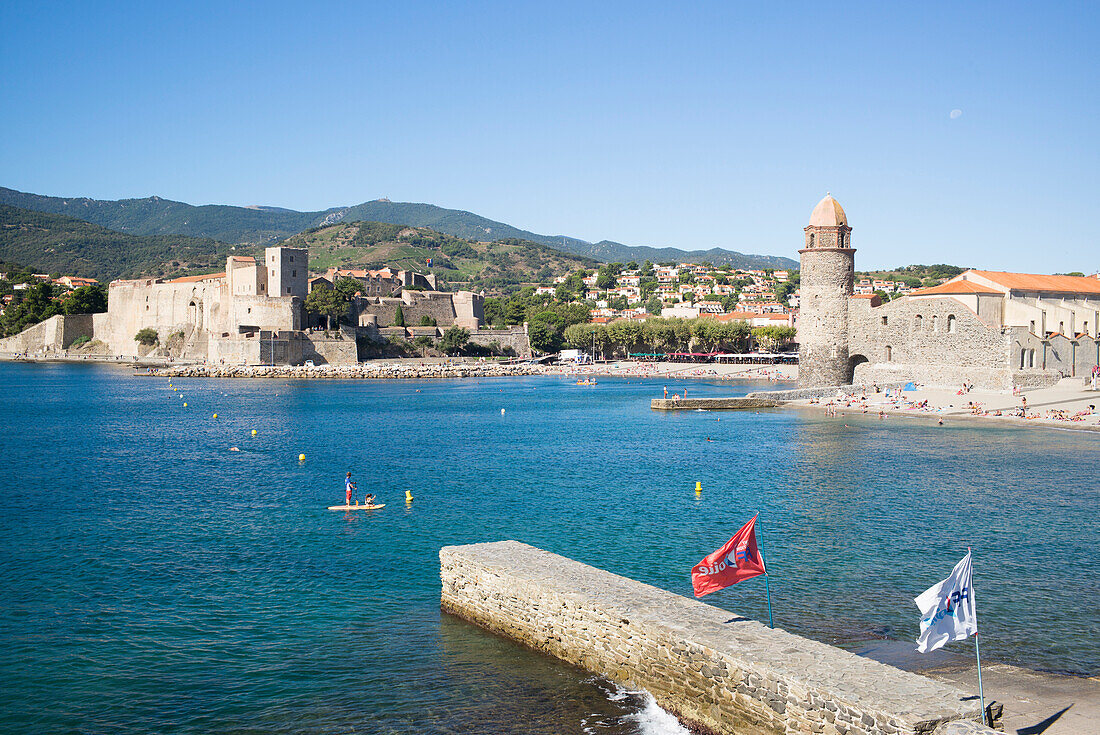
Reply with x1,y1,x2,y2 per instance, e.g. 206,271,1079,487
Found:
0,364,1096,733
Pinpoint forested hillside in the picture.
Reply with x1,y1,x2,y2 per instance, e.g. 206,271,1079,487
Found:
0,205,232,281
282,221,599,292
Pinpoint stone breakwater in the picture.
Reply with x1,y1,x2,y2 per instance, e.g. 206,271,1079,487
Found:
650,397,786,411
440,541,996,735
150,363,547,380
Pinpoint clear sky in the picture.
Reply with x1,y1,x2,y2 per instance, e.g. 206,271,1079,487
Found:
2,1,1097,271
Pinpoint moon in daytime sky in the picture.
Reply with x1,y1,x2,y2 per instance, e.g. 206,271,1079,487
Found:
949,109,963,119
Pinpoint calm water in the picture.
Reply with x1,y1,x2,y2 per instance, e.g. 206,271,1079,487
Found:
0,364,1097,734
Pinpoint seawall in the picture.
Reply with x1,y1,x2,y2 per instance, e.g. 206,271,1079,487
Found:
440,541,995,735
651,397,786,410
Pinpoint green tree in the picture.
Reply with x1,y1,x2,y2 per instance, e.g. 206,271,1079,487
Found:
645,296,662,316
135,327,159,346
419,315,437,326
394,304,406,327
305,283,349,327
334,277,363,299
439,326,470,355
62,284,108,315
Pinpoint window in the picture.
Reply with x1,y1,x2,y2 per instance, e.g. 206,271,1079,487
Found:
932,315,939,331
809,233,815,247
1029,320,1036,333
289,256,294,262
881,316,888,326
885,345,892,362
915,314,922,330
271,269,275,277
286,287,291,294
947,315,956,333
1020,350,1026,369
1058,321,1064,334
292,270,296,278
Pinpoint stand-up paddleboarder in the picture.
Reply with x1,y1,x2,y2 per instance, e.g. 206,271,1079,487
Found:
345,472,356,506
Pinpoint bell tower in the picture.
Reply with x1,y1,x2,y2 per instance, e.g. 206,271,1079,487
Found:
798,194,855,387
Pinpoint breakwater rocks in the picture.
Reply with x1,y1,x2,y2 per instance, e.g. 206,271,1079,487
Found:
441,541,996,735
150,362,547,380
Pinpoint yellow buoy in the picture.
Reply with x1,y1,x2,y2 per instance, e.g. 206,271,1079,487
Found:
695,481,702,496
298,453,306,462
405,490,414,503
183,402,188,407
212,413,218,419
251,429,257,436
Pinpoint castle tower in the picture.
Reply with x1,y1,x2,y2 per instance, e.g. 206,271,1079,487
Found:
798,194,855,387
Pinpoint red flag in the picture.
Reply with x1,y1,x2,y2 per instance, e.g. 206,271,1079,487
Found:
691,514,767,597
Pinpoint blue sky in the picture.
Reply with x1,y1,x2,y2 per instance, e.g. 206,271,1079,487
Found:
1,1,1096,271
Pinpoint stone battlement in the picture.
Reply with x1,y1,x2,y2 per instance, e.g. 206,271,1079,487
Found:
440,541,995,735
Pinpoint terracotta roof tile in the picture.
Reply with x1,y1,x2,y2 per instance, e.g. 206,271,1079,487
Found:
168,272,226,283
910,280,1002,296
966,271,1100,295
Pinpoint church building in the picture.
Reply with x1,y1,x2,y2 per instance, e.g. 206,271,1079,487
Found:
797,195,1100,390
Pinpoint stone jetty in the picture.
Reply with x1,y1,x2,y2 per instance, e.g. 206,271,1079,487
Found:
650,396,786,410
150,362,547,380
441,541,997,735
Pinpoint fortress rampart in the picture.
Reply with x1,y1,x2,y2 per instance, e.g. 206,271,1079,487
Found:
440,541,994,735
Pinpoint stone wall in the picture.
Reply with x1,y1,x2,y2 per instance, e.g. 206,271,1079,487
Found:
468,326,531,357
798,248,854,387
440,541,991,735
0,314,93,353
650,397,785,410
302,333,359,365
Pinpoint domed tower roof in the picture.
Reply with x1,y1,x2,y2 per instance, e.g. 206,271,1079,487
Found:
808,194,847,227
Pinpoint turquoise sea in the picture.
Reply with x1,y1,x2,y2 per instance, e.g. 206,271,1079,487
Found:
0,363,1097,734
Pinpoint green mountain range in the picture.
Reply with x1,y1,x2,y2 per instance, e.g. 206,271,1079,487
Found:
0,186,798,270
0,204,231,281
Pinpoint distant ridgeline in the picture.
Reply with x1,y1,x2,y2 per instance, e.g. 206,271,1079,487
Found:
0,186,798,270
0,204,231,282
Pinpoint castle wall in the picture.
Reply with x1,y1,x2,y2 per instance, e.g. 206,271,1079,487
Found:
467,326,531,357
355,291,482,329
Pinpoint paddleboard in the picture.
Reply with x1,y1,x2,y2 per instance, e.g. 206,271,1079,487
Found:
327,504,386,511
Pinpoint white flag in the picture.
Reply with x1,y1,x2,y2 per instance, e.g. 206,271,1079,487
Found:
915,550,977,653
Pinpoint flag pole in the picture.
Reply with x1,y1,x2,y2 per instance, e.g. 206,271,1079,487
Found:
758,513,774,629
970,547,988,727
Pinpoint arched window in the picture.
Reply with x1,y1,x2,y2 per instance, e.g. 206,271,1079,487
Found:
885,345,893,362
915,314,923,330
1020,349,1026,369
947,315,956,333
809,233,815,247
932,315,939,332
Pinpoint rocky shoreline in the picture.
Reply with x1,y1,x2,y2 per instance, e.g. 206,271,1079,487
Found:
148,362,549,380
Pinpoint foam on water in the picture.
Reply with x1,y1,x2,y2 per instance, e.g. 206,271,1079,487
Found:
585,679,692,735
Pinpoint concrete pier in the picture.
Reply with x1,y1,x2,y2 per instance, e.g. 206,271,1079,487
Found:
650,396,786,410
440,541,996,735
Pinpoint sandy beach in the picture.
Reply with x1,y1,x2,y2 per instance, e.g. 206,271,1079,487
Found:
789,378,1100,432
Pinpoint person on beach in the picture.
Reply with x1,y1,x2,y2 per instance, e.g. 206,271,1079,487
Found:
345,472,356,505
